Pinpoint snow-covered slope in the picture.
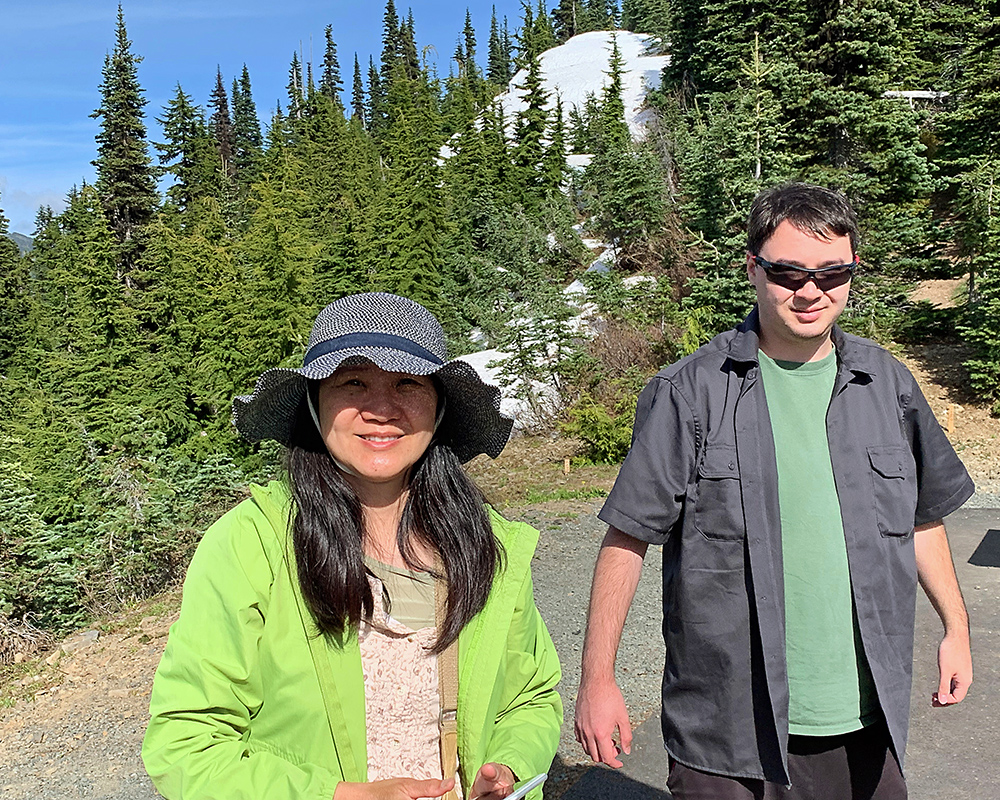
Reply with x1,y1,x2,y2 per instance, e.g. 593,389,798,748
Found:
460,31,668,430
497,31,668,142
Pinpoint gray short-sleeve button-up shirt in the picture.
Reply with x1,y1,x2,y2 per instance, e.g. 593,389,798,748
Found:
598,309,974,784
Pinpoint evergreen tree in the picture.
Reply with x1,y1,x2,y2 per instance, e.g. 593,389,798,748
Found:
0,201,28,374
287,51,305,120
237,173,320,371
209,68,236,180
512,36,550,211
621,0,671,38
231,66,263,189
368,56,386,133
400,13,420,80
533,0,558,51
597,33,630,155
351,54,367,125
941,6,1000,407
461,9,481,96
155,85,220,214
552,0,587,42
488,8,512,86
380,0,403,88
90,5,158,272
587,0,619,30
897,0,973,90
542,96,570,194
516,2,557,68
376,67,448,316
320,24,344,105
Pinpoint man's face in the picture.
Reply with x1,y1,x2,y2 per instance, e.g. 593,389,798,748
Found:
747,219,854,361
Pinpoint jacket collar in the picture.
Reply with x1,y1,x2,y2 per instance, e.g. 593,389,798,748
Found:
726,306,878,377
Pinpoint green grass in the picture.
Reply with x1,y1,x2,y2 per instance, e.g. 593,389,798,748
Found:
523,486,608,503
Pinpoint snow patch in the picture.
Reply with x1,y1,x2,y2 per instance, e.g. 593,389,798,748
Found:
497,31,668,142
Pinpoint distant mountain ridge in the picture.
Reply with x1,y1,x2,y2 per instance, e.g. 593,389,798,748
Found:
6,232,33,254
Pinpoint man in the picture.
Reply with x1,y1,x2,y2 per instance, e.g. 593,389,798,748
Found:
575,183,974,799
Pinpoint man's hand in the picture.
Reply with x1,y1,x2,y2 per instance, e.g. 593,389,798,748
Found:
932,630,972,706
575,526,647,769
915,519,973,708
574,676,632,768
470,762,516,799
334,777,454,800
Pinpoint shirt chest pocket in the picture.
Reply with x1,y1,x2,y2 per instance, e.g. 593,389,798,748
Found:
868,445,918,536
693,445,746,541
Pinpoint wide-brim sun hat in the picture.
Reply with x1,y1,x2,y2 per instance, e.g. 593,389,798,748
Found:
232,292,513,463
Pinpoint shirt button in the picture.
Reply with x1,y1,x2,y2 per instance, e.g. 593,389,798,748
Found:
728,462,736,470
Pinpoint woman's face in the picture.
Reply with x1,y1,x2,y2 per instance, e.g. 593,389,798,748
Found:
317,363,438,501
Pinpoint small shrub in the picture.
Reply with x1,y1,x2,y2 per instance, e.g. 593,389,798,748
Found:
561,392,637,464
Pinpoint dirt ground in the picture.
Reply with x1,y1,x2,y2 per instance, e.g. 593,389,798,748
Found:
899,277,1000,496
2,293,998,796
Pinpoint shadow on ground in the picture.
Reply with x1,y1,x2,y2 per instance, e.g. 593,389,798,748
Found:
969,529,1000,567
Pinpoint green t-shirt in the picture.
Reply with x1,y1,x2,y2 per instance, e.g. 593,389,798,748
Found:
758,349,878,736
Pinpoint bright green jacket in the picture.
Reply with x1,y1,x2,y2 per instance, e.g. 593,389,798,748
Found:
142,481,562,800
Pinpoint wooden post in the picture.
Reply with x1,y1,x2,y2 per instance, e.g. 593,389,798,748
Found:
563,457,571,475
947,404,955,436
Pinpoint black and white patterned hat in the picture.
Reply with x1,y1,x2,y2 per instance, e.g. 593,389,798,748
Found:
232,292,513,462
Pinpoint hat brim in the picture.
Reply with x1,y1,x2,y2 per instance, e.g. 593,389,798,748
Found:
232,346,513,463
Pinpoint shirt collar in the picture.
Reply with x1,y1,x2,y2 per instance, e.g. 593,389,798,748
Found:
726,306,878,377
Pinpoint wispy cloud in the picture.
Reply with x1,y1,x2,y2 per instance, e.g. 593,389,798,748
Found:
0,176,72,233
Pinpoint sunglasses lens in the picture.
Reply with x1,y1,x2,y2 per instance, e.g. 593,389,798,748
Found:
814,268,853,290
764,265,853,291
766,268,808,290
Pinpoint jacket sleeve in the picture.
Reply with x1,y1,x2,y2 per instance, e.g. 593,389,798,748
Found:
483,567,563,795
141,501,341,800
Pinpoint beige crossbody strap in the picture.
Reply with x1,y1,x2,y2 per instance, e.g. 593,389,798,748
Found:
435,575,460,800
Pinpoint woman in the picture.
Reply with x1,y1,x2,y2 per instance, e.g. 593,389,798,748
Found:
142,293,562,800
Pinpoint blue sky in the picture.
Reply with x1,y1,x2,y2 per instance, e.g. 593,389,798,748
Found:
1,0,529,235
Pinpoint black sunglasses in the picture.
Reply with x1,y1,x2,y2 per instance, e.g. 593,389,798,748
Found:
750,254,858,292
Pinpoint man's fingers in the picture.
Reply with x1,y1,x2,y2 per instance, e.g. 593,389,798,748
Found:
579,731,601,763
937,672,954,705
619,717,634,755
578,723,623,767
595,734,624,769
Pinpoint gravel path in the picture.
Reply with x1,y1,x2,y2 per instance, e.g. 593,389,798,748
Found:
0,499,658,800
0,493,994,800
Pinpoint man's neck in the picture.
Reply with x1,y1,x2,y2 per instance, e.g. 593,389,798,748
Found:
758,332,835,364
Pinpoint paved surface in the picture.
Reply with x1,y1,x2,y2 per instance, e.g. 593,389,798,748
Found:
1,502,993,799
542,507,1000,799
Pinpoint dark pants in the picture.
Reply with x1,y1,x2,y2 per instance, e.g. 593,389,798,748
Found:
667,723,907,800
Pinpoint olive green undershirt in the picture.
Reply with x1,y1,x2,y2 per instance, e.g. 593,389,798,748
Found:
364,555,436,630
758,349,878,736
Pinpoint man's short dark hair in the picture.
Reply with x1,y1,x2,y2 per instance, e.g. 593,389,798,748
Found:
746,183,859,256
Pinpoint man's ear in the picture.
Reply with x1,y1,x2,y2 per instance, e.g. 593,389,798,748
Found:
746,253,757,280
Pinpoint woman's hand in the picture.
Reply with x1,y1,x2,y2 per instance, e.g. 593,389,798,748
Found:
470,762,516,800
334,777,455,800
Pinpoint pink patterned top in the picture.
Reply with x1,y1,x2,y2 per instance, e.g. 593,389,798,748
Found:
359,575,463,798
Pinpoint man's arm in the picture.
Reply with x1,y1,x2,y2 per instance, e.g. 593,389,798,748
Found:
914,519,972,706
574,526,649,768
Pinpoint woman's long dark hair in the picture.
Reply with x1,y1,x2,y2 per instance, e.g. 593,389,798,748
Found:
284,394,504,653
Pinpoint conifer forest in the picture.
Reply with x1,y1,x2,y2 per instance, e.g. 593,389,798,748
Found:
2,0,1000,635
